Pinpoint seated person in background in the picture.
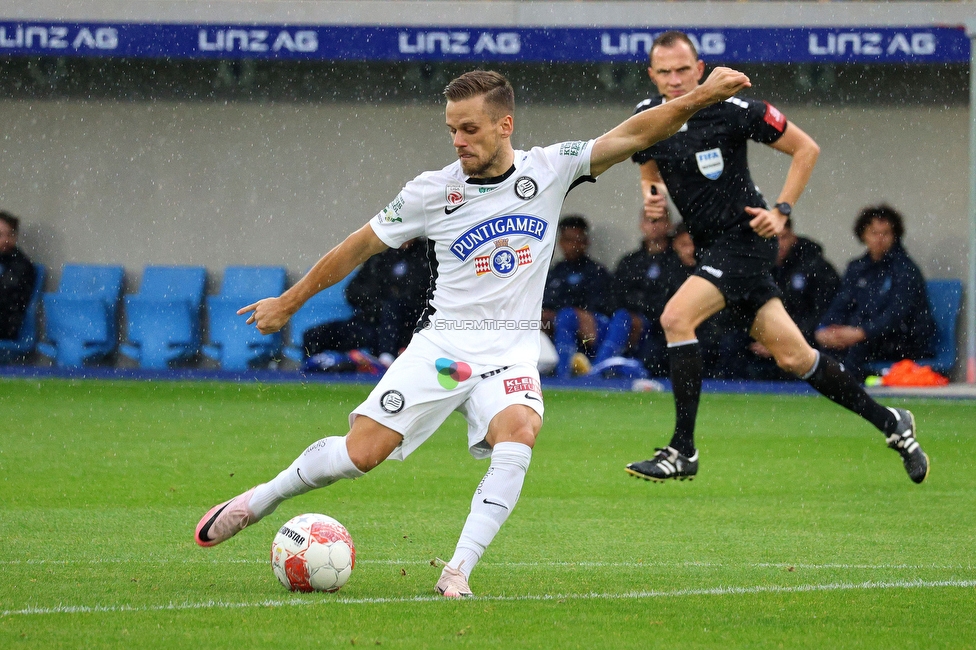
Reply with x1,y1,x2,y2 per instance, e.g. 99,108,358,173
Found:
816,204,935,381
0,211,37,340
541,215,611,377
719,218,840,379
671,222,696,270
303,238,431,370
589,209,686,377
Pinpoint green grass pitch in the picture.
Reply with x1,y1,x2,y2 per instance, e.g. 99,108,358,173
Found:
1,378,974,648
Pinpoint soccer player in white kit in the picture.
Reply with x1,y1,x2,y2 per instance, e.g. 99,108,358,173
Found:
194,68,751,597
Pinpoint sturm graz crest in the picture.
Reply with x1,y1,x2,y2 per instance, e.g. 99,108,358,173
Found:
379,390,405,413
514,176,537,200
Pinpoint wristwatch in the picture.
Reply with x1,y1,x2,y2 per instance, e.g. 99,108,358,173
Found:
774,202,792,216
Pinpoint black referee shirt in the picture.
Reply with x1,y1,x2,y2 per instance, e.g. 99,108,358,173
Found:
631,96,787,248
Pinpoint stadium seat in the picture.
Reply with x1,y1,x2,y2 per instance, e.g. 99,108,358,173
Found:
119,266,207,369
202,265,287,370
38,264,125,367
864,278,963,377
282,271,356,363
0,263,46,363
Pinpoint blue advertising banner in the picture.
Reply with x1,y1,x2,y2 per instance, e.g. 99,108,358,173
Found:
0,23,967,64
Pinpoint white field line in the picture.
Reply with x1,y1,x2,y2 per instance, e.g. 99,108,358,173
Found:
3,579,975,618
1,558,973,571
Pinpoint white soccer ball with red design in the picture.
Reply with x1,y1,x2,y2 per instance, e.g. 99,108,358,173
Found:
271,513,355,593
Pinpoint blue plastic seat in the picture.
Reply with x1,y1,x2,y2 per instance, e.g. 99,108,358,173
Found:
120,266,207,369
864,278,963,376
202,266,287,370
282,272,356,363
0,263,45,363
38,264,124,367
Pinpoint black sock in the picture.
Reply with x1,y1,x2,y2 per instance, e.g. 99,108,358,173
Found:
804,353,896,435
667,341,701,456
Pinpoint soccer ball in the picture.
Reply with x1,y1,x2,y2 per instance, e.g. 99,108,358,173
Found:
271,513,356,593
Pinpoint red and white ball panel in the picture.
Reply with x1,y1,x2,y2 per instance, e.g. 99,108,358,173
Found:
270,513,356,593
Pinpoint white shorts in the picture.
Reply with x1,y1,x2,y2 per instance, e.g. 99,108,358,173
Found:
350,335,544,460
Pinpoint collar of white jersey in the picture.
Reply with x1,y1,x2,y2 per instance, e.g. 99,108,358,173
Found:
465,163,516,186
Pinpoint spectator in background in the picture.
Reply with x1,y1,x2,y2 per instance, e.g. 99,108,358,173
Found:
541,215,611,377
0,211,37,340
719,218,840,379
816,204,935,381
303,238,431,369
773,219,841,344
589,209,685,377
671,222,697,270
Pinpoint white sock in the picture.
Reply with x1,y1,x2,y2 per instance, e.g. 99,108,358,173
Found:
448,441,533,578
248,436,364,519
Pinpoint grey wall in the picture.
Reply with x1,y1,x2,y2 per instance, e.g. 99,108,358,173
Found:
2,98,967,288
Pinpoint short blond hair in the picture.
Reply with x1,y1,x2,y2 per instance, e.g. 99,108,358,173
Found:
444,70,515,121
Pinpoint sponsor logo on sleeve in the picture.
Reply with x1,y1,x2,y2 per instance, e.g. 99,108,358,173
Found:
504,376,543,395
379,192,405,223
763,102,787,132
558,141,585,157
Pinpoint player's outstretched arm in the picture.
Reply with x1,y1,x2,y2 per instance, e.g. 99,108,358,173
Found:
589,67,751,177
238,223,389,335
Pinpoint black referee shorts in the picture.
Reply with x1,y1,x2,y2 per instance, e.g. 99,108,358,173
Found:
694,227,781,332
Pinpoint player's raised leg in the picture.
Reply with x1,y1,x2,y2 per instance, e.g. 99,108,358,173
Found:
751,298,928,483
626,276,724,481
194,417,401,547
436,403,539,598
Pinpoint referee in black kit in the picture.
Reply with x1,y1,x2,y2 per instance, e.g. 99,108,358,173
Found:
624,31,929,485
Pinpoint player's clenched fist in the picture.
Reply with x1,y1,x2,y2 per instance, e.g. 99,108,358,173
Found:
699,67,751,102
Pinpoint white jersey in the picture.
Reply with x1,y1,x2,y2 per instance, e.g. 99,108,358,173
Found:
370,140,594,366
